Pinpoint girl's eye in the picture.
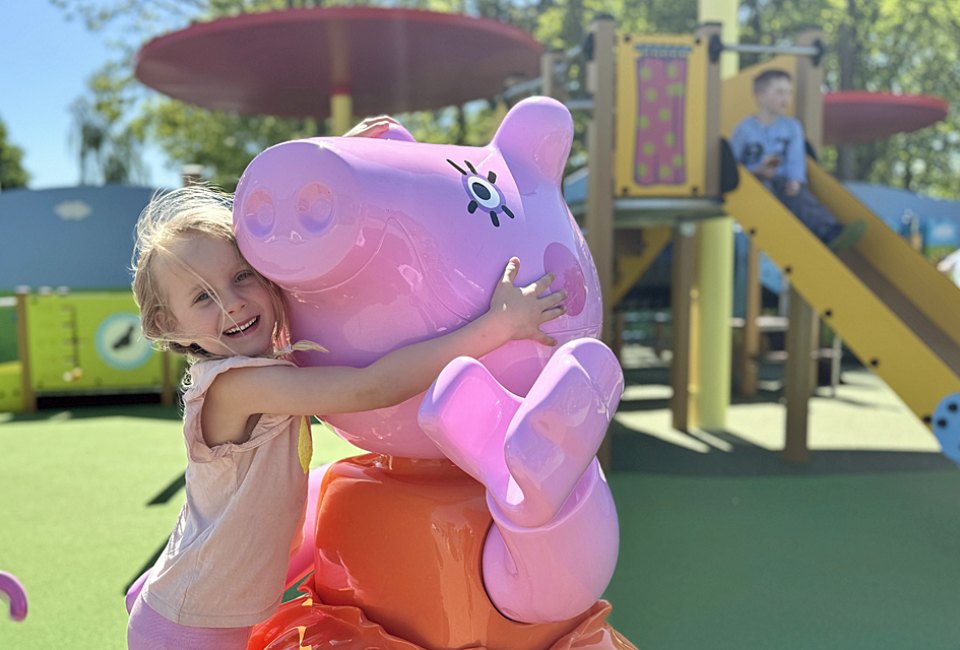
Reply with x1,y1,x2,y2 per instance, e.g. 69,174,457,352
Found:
193,291,210,305
236,270,253,282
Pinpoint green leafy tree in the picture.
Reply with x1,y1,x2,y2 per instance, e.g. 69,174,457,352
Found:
133,102,317,190
0,116,30,190
70,62,147,184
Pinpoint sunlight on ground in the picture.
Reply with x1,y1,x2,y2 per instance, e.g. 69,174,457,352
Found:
617,367,940,454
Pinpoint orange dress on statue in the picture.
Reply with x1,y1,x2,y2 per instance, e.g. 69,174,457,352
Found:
248,454,635,650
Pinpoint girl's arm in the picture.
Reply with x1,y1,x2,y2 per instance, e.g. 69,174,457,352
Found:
202,258,565,445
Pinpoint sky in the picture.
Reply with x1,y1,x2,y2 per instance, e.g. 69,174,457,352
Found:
0,2,180,190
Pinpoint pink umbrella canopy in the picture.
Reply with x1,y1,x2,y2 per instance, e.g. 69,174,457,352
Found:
135,7,543,119
823,91,948,145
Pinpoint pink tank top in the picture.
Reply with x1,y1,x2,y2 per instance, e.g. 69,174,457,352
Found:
142,355,310,628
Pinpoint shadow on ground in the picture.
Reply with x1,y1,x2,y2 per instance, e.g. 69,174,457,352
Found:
611,360,955,477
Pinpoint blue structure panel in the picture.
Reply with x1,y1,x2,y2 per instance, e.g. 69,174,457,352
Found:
0,185,159,290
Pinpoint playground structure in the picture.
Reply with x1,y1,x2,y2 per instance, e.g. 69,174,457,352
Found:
1,290,177,412
526,17,956,462
5,10,952,461
135,7,543,135
0,186,181,413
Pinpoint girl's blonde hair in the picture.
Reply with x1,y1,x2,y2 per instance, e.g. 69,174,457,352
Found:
131,186,289,361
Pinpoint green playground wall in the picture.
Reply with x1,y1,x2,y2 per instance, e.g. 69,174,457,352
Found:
23,291,163,393
0,290,185,412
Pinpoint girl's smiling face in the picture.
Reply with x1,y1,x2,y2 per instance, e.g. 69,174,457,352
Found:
155,233,279,358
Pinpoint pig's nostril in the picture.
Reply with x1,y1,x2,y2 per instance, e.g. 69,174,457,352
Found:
242,190,275,239
297,183,334,234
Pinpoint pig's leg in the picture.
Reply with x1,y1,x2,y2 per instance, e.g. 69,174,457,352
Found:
419,338,623,623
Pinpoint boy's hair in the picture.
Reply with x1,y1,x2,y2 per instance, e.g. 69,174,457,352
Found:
131,185,289,360
753,68,792,94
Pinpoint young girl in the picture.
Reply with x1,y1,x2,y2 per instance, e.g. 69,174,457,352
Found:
126,185,566,649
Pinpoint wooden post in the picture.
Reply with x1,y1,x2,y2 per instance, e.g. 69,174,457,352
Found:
541,50,562,101
740,241,761,396
794,29,824,147
784,285,815,464
782,28,825,463
585,15,617,468
586,16,617,346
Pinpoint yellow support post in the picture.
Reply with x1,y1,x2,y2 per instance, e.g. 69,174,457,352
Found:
331,92,353,137
693,11,733,431
15,290,35,413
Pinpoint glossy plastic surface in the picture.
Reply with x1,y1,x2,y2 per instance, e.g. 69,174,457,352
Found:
933,392,960,466
0,571,27,622
251,456,633,650
419,338,623,621
238,98,632,645
236,97,603,458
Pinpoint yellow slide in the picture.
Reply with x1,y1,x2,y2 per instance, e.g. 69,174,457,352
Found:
723,161,960,424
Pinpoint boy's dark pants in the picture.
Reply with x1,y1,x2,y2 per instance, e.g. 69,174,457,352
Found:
764,176,842,244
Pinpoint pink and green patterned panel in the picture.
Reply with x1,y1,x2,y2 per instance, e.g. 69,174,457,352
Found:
633,44,691,186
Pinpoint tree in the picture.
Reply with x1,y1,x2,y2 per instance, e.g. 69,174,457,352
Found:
132,101,317,190
70,62,148,185
0,116,30,190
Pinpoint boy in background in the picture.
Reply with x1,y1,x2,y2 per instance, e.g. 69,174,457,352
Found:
731,68,866,251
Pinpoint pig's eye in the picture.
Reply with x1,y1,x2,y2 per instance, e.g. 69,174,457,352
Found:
447,159,515,228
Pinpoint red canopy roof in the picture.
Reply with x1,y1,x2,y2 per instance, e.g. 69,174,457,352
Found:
823,91,948,145
134,7,543,119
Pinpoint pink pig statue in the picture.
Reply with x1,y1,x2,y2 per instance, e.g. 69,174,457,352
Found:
235,97,634,650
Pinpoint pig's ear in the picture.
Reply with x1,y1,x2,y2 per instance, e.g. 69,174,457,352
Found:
492,97,573,193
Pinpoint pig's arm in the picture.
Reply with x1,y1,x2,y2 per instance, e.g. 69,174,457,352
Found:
419,338,623,624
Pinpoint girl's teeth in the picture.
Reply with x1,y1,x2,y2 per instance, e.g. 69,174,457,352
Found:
226,317,256,335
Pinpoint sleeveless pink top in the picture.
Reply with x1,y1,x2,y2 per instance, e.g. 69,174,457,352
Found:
142,356,310,628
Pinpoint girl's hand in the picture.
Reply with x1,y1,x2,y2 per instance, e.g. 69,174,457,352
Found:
784,179,802,196
343,115,402,138
487,257,566,346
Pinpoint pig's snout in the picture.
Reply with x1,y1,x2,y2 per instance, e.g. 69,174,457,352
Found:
240,182,336,243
